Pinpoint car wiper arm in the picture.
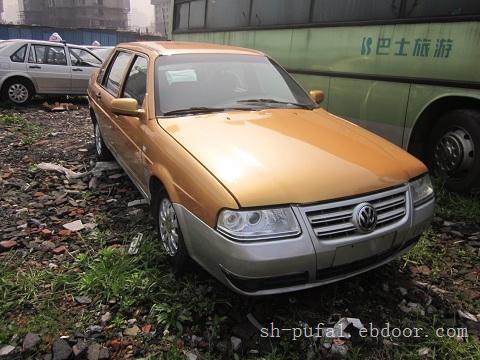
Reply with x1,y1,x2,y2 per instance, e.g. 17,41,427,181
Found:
163,107,253,116
237,98,314,109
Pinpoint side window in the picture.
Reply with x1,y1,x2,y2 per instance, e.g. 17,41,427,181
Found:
32,45,68,66
10,45,27,63
122,56,148,106
104,51,132,96
69,48,102,67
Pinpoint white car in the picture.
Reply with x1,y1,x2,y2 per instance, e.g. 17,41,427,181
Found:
0,39,103,104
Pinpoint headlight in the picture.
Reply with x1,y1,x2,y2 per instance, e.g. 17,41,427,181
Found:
217,207,301,241
410,174,434,206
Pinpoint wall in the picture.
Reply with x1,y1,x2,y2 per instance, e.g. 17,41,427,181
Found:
0,23,165,45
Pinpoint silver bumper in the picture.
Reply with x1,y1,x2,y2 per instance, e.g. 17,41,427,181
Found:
174,186,434,296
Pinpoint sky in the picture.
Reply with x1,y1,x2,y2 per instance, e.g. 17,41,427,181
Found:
3,0,156,30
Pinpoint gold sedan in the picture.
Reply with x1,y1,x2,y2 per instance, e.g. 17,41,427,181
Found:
88,41,434,295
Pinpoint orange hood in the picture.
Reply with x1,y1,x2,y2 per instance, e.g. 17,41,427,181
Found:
158,108,427,207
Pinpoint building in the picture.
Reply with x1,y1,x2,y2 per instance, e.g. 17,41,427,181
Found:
19,0,131,29
0,0,4,23
151,0,169,36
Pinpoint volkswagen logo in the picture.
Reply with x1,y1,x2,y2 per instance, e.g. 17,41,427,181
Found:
352,203,377,233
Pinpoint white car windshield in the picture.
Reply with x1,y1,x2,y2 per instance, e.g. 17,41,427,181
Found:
155,54,317,116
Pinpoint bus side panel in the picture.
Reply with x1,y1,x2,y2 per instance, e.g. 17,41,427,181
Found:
403,86,480,149
328,78,410,146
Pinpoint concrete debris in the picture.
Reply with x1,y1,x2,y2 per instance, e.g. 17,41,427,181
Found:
37,162,83,179
43,102,80,112
23,332,41,351
128,233,144,255
63,220,85,232
127,199,149,207
457,310,478,322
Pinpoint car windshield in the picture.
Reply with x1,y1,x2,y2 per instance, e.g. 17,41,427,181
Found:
155,54,317,116
0,41,13,50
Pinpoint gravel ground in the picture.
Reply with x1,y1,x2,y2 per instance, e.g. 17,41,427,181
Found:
0,100,479,360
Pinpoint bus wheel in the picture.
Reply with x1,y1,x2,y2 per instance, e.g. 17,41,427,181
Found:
428,109,480,193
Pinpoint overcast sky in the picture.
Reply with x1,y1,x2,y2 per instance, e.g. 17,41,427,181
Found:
3,0,155,29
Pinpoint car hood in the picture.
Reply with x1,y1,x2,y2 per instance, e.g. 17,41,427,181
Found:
157,108,427,207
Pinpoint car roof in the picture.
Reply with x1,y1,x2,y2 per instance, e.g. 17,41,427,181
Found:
116,41,265,57
5,39,90,48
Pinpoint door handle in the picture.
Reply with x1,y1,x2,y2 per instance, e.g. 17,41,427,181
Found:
72,68,83,72
29,65,41,69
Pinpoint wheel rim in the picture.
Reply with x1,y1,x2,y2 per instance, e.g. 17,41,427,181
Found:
434,127,475,176
158,198,179,257
8,83,29,103
95,123,102,155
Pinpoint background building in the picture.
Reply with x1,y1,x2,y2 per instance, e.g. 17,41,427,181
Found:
0,0,4,22
151,0,170,36
19,0,131,29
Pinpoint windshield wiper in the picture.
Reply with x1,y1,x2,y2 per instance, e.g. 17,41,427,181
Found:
163,107,252,116
237,99,314,110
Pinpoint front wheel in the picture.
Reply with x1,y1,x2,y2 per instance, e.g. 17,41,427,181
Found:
428,109,480,192
153,191,191,274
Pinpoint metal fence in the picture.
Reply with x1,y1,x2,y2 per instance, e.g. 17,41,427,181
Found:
0,24,165,46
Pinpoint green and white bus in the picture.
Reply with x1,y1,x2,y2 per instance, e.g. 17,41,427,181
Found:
170,0,480,192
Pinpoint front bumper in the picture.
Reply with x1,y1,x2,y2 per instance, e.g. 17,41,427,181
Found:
174,185,434,296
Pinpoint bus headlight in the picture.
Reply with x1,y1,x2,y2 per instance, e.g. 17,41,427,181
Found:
217,207,300,241
410,174,434,206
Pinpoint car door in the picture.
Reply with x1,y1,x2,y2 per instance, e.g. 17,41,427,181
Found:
115,55,149,186
26,43,71,93
69,47,102,94
95,50,133,168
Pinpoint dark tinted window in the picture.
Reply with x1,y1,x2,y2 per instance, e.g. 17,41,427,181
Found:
189,0,206,28
10,45,27,62
104,51,132,96
174,2,189,30
123,56,148,106
250,0,310,26
32,45,68,66
313,0,400,22
206,0,250,28
405,0,480,18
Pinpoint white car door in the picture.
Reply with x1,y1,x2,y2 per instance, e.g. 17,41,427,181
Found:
69,47,102,94
27,43,71,93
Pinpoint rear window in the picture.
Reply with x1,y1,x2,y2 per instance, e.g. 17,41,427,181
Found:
10,45,27,63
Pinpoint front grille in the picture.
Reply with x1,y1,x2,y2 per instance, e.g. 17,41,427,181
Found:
304,188,407,240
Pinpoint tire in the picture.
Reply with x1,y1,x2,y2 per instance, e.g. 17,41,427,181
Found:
427,109,480,193
1,78,34,105
152,189,191,275
93,121,114,161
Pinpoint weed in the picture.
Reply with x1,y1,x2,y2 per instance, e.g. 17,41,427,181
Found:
433,179,480,222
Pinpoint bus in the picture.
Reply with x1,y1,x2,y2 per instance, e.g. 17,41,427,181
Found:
169,0,480,193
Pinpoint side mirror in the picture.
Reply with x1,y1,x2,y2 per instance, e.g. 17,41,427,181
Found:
111,98,145,118
309,90,325,104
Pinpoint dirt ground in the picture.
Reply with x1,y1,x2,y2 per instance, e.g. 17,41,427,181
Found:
0,99,479,360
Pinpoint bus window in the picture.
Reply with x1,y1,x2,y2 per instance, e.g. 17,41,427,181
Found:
312,0,400,22
206,0,250,28
404,0,480,18
250,0,310,26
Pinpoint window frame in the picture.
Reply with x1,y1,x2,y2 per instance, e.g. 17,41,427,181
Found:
172,0,480,33
29,44,69,67
101,49,135,98
10,44,28,63
120,54,149,107
68,46,103,68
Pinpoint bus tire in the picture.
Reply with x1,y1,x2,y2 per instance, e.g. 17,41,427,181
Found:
427,109,480,193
